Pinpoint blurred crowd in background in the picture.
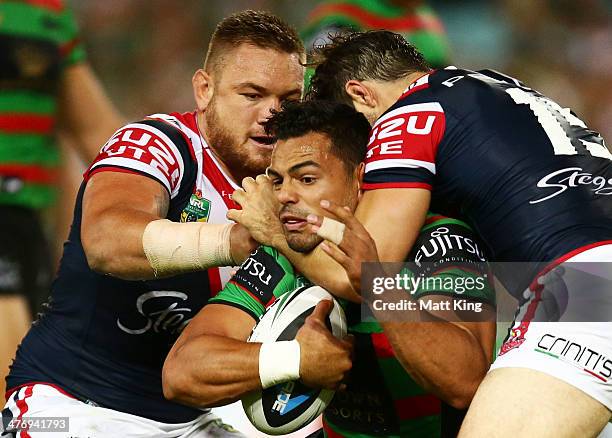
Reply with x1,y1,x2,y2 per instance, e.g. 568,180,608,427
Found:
74,0,612,141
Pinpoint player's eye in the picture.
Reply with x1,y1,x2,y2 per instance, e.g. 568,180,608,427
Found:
271,178,282,188
242,93,261,101
300,176,316,185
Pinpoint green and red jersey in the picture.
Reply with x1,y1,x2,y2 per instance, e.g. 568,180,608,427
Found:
301,0,450,69
211,213,495,437
0,0,85,208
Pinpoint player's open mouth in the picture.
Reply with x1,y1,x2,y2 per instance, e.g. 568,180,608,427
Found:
250,136,276,150
281,214,307,231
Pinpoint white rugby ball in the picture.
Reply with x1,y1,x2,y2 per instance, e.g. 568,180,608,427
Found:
242,285,347,435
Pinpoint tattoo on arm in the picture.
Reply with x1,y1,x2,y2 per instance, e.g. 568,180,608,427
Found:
154,190,170,218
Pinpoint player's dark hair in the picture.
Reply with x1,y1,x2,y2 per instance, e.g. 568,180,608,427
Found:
205,10,304,73
264,100,370,173
307,30,429,104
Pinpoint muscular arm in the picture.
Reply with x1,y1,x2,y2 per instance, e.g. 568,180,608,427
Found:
81,171,169,279
381,318,495,410
163,304,261,408
57,63,123,162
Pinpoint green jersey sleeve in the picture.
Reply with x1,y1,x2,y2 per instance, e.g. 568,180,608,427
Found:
405,213,496,305
59,4,86,66
210,246,302,321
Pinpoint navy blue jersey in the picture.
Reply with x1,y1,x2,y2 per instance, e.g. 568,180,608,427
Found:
363,68,612,294
6,112,240,423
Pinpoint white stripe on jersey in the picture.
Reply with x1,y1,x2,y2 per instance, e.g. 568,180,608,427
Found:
90,157,173,194
125,123,186,186
373,102,443,130
365,158,436,174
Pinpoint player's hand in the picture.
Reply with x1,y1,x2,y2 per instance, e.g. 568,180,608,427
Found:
229,224,258,265
307,200,380,294
227,174,284,247
296,300,353,390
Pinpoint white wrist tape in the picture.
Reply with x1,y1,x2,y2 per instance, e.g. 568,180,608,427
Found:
142,219,234,277
316,216,345,246
259,340,301,389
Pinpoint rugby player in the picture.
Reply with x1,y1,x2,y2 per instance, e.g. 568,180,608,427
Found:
164,101,495,437
2,11,304,437
229,31,612,437
0,0,122,396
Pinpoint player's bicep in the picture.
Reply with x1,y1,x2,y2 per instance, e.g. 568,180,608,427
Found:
83,171,169,223
177,304,256,345
356,188,430,262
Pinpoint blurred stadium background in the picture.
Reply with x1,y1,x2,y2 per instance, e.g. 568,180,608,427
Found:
75,0,612,142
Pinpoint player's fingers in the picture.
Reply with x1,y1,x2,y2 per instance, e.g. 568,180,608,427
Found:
320,241,352,268
231,188,245,205
320,200,358,228
226,209,242,222
309,299,333,323
313,217,345,246
241,176,256,192
255,174,270,185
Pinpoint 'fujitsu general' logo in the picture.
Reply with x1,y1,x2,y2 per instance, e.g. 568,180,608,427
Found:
117,291,193,335
530,167,612,204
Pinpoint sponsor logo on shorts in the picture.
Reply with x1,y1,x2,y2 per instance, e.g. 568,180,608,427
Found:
535,333,612,382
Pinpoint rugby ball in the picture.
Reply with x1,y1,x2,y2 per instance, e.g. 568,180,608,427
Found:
242,285,347,435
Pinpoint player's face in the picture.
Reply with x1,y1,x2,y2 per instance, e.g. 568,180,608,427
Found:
268,132,360,253
204,44,303,179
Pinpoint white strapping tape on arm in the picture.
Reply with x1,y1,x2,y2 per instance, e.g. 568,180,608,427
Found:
259,340,301,389
142,219,234,277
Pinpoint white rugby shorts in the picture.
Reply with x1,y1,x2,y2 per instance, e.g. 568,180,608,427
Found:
492,243,612,411
2,383,246,438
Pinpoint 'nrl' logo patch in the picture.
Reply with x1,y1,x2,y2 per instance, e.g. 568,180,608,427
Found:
180,190,211,223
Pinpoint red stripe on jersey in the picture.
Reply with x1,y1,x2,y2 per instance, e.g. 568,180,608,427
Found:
87,125,182,192
84,166,145,182
309,4,445,33
0,114,54,134
528,240,612,291
362,182,432,190
0,164,57,184
365,110,445,178
424,214,448,225
395,394,441,420
228,280,275,307
371,332,395,358
202,148,239,210
15,385,34,438
23,0,64,12
208,268,222,297
60,38,81,59
322,418,344,438
5,382,78,402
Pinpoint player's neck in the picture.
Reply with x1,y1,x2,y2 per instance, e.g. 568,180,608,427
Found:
195,110,243,185
374,71,427,117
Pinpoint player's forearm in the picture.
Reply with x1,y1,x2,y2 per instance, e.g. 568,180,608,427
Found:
162,334,262,408
381,321,491,409
273,235,358,301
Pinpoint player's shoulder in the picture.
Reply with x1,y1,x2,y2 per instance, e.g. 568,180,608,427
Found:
395,67,518,112
411,212,489,264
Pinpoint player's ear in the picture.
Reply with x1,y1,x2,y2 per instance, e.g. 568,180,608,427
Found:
345,80,376,108
193,69,214,111
356,162,365,201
